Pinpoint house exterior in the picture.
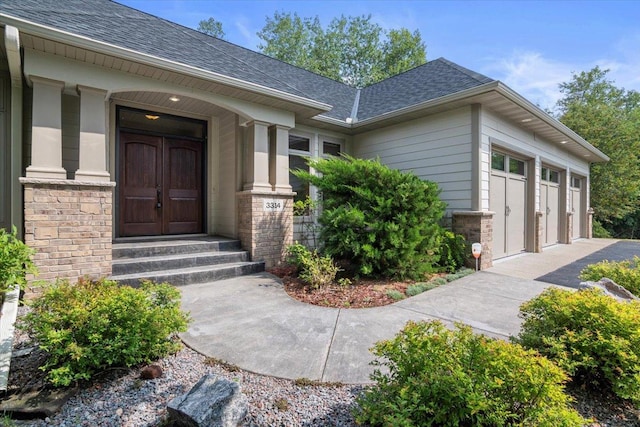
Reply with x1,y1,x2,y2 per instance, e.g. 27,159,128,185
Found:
0,0,608,284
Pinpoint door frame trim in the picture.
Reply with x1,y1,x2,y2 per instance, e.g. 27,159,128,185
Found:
115,106,208,238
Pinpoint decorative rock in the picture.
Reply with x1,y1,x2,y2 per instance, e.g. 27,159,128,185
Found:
578,277,639,301
167,374,248,427
141,364,163,380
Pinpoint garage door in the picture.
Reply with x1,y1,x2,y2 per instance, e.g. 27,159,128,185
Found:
570,176,583,239
491,151,527,258
540,167,560,246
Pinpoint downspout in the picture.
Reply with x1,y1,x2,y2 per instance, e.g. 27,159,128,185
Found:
5,25,23,237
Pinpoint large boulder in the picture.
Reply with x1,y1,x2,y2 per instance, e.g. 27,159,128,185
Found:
167,375,248,427
578,277,639,301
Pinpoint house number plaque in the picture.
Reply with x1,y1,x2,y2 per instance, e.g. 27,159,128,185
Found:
263,199,284,212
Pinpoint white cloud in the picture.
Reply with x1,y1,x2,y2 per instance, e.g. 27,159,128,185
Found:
234,16,261,50
483,51,575,112
483,33,640,114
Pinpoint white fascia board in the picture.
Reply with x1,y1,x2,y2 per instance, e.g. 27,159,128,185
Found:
494,82,609,162
0,14,332,113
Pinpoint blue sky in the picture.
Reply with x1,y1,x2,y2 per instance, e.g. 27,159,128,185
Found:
118,0,640,111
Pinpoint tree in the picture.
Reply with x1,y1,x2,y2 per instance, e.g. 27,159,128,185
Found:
197,17,225,39
257,12,426,87
556,67,640,225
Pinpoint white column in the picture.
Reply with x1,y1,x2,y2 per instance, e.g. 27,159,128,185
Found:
25,76,66,179
75,85,110,182
243,120,272,191
272,125,291,192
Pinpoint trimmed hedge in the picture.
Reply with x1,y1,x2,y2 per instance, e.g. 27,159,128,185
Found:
579,256,640,296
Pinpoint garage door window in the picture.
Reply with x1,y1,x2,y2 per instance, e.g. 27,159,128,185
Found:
491,152,506,171
571,177,581,188
509,158,526,176
541,167,559,183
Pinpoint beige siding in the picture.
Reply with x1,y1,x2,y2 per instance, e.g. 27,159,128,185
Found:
353,106,473,212
213,110,239,238
482,109,591,214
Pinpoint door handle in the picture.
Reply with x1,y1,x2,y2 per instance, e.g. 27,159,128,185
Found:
156,188,162,209
546,206,551,215
505,206,511,216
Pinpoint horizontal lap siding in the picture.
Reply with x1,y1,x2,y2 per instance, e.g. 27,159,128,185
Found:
354,106,473,213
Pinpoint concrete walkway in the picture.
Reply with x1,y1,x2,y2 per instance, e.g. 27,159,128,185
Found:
180,238,626,384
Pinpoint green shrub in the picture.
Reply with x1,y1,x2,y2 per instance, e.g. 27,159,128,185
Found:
355,320,586,426
406,282,438,296
579,256,640,296
592,219,612,238
516,287,640,403
293,155,445,280
445,267,475,282
286,243,339,289
0,226,36,294
20,278,190,387
437,230,468,273
385,289,405,301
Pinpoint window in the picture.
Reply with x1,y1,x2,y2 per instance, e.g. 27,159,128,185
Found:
541,167,559,183
322,141,341,157
491,152,505,171
509,158,526,176
571,176,581,188
289,134,311,205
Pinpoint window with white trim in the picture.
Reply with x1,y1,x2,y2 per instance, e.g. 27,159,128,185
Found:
288,134,311,205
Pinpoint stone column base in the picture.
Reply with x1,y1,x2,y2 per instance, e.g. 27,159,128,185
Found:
534,211,543,253
452,211,494,270
564,212,573,244
237,191,294,268
587,208,594,239
20,178,115,294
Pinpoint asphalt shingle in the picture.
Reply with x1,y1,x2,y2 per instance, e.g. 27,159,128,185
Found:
0,0,496,123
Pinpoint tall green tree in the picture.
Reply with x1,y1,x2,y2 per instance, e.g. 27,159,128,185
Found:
556,67,640,224
257,12,426,87
197,17,225,39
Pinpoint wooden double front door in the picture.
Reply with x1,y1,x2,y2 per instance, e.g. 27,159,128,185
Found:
119,132,204,237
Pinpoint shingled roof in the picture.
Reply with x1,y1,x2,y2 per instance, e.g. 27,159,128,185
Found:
0,0,495,123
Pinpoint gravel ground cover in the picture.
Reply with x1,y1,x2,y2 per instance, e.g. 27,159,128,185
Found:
5,308,640,427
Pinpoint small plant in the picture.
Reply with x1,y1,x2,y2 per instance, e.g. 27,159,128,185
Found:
20,278,190,387
444,267,474,282
385,289,404,301
274,398,289,411
293,196,320,248
204,357,240,372
406,282,438,296
516,287,640,403
355,320,586,426
0,226,36,294
437,230,468,273
579,256,640,296
286,243,339,289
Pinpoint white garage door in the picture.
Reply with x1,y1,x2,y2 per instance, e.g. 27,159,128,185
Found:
570,176,583,239
540,167,560,246
491,151,527,258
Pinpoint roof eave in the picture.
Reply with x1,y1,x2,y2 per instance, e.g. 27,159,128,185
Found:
494,82,609,162
0,14,333,114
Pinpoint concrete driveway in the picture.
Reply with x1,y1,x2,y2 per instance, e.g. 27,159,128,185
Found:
180,238,631,384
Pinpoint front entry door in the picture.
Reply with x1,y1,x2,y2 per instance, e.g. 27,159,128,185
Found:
119,132,203,237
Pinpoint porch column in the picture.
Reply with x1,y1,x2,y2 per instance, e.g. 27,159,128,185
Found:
243,120,272,191
270,124,292,192
25,76,66,179
75,85,110,182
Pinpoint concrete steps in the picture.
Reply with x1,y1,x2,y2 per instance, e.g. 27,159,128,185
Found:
110,236,264,286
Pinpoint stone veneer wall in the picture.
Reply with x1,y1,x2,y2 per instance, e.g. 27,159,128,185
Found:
565,212,573,244
452,211,494,270
20,178,115,293
534,211,543,253
237,191,294,268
